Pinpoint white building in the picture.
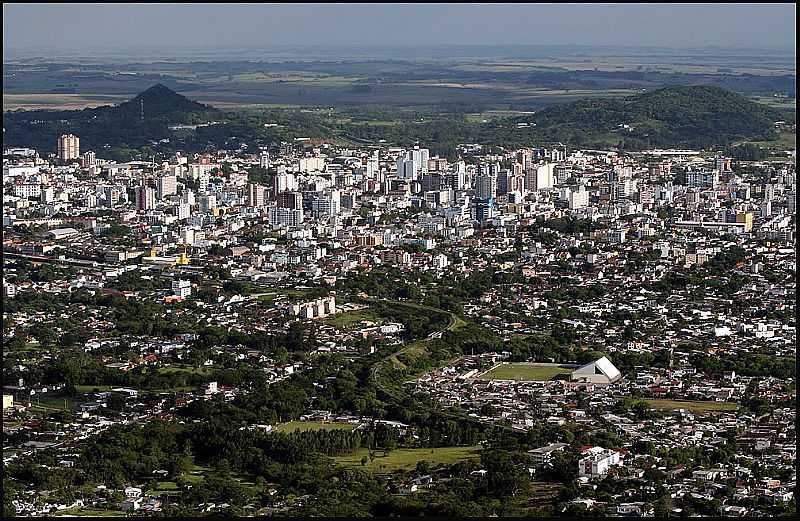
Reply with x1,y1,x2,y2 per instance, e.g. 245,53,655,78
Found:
57,134,80,161
578,447,622,477
157,175,177,199
571,356,622,384
172,279,191,298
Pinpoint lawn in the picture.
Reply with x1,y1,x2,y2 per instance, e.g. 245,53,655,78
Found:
324,308,382,330
479,363,574,381
155,365,215,377
145,481,180,496
645,399,739,413
273,421,358,433
54,508,124,517
334,446,482,473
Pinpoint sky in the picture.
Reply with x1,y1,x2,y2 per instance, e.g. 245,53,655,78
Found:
3,3,796,56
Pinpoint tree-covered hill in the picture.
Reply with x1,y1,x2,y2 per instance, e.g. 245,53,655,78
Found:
531,85,788,149
3,84,220,156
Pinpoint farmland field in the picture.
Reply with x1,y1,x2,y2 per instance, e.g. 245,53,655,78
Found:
333,446,482,473
644,399,739,413
479,363,574,381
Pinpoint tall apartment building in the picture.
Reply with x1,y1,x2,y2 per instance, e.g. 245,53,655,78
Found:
259,151,270,169
526,163,555,191
135,186,156,211
274,173,298,194
277,191,303,210
157,175,177,199
475,168,497,200
396,146,429,180
247,183,265,207
81,151,96,168
57,134,80,162
569,186,590,209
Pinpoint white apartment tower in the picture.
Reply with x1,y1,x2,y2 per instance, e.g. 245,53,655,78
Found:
57,134,80,162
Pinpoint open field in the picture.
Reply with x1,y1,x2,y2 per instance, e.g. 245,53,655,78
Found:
30,395,76,411
272,421,358,433
751,96,797,110
739,131,796,151
324,308,382,330
479,363,574,381
645,399,739,413
334,446,481,473
54,508,125,517
3,93,128,111
5,54,793,112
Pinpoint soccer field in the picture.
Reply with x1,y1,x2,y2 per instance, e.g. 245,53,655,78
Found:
334,446,482,472
479,363,574,381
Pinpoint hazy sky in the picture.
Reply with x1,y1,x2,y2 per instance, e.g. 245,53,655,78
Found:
3,3,796,55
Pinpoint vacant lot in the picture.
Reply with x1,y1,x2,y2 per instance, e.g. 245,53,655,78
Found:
334,446,481,473
272,421,358,433
645,399,739,413
480,363,574,381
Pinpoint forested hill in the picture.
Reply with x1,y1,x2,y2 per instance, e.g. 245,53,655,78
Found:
531,86,788,149
93,83,215,122
3,84,220,156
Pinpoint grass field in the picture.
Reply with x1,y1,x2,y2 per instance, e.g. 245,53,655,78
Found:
54,508,125,517
645,399,739,413
334,446,481,473
479,363,573,381
272,421,358,433
324,308,382,330
30,395,76,411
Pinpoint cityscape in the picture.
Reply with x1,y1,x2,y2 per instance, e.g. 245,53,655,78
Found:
2,3,796,518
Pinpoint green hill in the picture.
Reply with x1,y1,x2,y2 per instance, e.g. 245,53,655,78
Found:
93,83,214,122
532,86,787,149
3,84,219,157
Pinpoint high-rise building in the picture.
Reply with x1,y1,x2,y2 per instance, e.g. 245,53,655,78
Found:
177,203,191,220
311,190,341,217
157,175,177,199
569,186,589,209
396,146,429,180
527,163,555,191
259,151,270,169
247,183,265,207
57,134,80,162
274,173,298,194
277,191,303,210
199,194,217,213
135,186,156,211
687,170,719,188
81,151,96,168
475,167,497,200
